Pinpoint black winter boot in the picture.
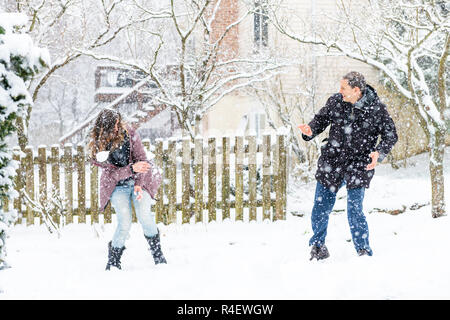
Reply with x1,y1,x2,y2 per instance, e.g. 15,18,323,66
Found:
144,230,167,265
310,244,330,261
105,241,126,270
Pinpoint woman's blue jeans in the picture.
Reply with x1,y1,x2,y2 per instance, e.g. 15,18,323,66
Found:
110,180,158,248
309,181,373,256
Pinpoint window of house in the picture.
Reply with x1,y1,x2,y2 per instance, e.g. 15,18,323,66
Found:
238,111,266,138
254,0,268,50
99,69,120,87
106,70,119,87
99,70,110,87
249,111,266,138
117,71,134,87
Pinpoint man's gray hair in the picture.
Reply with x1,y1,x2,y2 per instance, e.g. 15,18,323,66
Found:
343,71,366,92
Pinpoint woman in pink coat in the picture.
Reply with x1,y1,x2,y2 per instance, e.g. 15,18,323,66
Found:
88,108,166,270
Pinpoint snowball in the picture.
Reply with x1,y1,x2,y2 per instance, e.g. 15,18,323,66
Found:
96,151,110,162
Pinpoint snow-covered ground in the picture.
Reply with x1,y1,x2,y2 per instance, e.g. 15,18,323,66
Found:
1,148,450,300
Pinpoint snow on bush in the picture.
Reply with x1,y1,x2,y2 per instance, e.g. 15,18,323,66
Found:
0,10,49,269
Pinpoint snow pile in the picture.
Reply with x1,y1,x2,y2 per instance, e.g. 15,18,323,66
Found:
0,148,448,299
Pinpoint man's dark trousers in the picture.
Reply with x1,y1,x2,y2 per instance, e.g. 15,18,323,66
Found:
309,181,373,256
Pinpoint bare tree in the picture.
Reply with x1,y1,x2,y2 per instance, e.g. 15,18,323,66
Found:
29,55,95,146
0,0,155,150
249,73,321,182
77,0,288,140
270,0,449,218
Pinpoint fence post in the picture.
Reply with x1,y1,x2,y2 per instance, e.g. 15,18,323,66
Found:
76,145,86,223
155,140,164,224
64,144,73,224
1,193,8,216
194,137,203,223
104,202,112,224
24,146,34,226
1,196,8,217
275,134,286,221
235,136,244,221
167,139,176,225
262,134,271,221
141,139,151,224
182,137,191,224
8,134,286,226
38,146,47,225
208,137,216,222
90,156,99,224
51,145,60,225
281,134,287,219
222,136,230,221
272,137,278,220
248,135,257,221
13,148,22,224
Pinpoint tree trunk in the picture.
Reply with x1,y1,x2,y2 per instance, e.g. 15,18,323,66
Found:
429,128,446,218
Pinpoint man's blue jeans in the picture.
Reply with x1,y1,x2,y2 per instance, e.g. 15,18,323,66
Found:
309,181,373,256
110,180,158,248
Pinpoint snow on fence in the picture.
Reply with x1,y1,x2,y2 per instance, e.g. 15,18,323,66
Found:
3,134,287,226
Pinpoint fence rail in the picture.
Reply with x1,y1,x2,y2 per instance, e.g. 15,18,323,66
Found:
3,133,287,226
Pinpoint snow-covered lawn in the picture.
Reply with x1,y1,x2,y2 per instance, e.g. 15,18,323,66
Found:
1,148,449,299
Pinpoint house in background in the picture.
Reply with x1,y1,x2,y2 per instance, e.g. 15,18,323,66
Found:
58,0,379,146
201,0,379,138
94,65,180,141
60,0,436,160
59,64,181,145
200,0,435,162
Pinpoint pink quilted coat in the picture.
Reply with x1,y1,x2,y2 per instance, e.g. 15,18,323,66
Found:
91,126,162,212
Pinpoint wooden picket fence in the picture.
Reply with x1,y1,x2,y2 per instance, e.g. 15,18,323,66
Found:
3,133,287,226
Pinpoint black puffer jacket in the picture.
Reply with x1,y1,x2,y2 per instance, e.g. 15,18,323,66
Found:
302,85,398,191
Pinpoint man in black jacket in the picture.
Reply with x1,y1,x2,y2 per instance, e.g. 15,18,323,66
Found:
299,71,398,260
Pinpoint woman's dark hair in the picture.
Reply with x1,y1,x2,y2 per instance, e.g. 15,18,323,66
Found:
88,108,128,158
343,71,366,92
